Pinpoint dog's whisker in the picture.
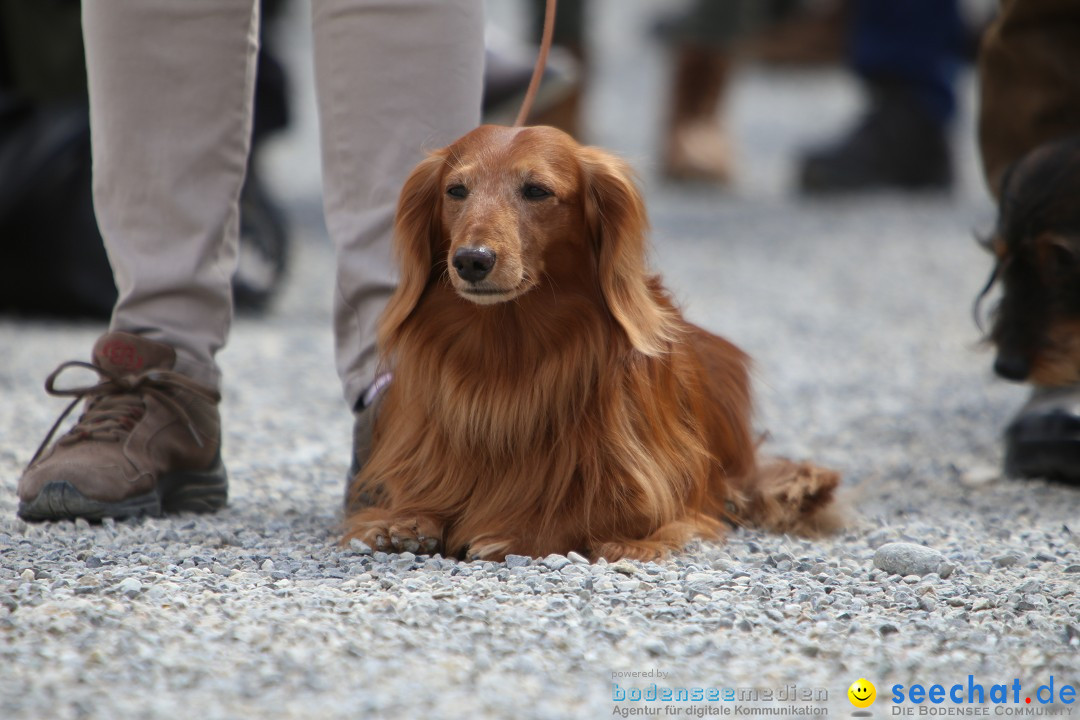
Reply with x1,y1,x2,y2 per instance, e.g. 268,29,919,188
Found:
539,270,561,304
972,261,1002,336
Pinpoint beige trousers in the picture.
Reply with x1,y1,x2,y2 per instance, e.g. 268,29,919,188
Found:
82,0,484,409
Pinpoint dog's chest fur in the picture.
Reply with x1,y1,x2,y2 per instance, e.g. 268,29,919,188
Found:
399,285,616,457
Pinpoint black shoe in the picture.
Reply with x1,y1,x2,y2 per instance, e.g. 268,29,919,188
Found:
1004,386,1080,485
798,82,952,194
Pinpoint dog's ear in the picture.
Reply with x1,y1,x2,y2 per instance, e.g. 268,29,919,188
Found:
580,147,678,356
378,151,447,351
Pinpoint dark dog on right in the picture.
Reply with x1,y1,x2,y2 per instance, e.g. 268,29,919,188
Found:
979,136,1080,481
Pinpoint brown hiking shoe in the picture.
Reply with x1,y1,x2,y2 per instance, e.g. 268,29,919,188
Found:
17,332,227,521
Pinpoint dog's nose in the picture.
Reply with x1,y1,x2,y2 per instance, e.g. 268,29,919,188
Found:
994,353,1031,382
453,247,496,282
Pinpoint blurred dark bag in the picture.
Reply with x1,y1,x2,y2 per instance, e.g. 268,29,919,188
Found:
0,0,290,318
0,96,117,317
0,1,116,317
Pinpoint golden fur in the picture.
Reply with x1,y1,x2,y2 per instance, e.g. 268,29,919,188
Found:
345,125,839,561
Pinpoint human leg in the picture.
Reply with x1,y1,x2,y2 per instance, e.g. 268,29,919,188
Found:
659,0,780,184
798,0,963,193
88,0,259,389
18,0,259,519
311,0,484,412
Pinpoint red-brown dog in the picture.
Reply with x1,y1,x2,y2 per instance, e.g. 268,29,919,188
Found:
345,125,839,561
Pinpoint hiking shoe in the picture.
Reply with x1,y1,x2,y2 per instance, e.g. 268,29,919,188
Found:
1003,385,1080,485
798,82,953,194
17,332,227,521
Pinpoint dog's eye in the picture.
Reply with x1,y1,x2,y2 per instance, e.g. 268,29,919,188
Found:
521,183,552,200
446,184,468,199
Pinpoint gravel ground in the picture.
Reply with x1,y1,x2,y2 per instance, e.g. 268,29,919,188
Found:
2,3,1079,718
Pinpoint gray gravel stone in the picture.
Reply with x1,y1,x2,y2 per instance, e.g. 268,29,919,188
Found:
117,578,142,598
873,542,955,578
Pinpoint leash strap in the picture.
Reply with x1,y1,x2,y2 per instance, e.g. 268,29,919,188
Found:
514,0,558,127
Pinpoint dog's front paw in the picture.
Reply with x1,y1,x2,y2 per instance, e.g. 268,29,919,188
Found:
348,511,443,555
387,515,443,554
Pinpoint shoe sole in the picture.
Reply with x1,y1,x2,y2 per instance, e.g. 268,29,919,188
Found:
17,458,228,522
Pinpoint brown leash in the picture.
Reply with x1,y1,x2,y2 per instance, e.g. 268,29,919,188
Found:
513,0,558,127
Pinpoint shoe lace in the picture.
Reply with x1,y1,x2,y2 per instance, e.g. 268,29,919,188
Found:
29,360,219,466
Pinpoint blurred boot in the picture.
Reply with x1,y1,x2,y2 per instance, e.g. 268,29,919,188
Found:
662,47,734,185
799,82,953,194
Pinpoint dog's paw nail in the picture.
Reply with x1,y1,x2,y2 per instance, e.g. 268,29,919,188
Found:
394,535,421,554
374,535,389,551
421,537,439,554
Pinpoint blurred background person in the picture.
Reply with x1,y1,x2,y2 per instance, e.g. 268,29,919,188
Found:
502,0,982,194
507,0,812,186
652,0,803,185
797,0,968,194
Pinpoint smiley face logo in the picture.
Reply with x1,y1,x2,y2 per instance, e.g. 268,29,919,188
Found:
848,678,876,708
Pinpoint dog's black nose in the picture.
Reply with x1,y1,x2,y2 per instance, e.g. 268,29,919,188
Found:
994,353,1031,382
453,247,496,282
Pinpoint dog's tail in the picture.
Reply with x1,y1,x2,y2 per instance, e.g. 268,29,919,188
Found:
729,459,844,536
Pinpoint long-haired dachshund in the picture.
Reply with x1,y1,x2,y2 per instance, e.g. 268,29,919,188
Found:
345,125,840,561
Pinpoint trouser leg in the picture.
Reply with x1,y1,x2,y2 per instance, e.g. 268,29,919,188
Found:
978,0,1080,195
312,0,484,410
82,0,259,388
851,0,964,125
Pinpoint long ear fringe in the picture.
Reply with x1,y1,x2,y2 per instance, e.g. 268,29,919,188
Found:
377,152,448,354
580,147,681,357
